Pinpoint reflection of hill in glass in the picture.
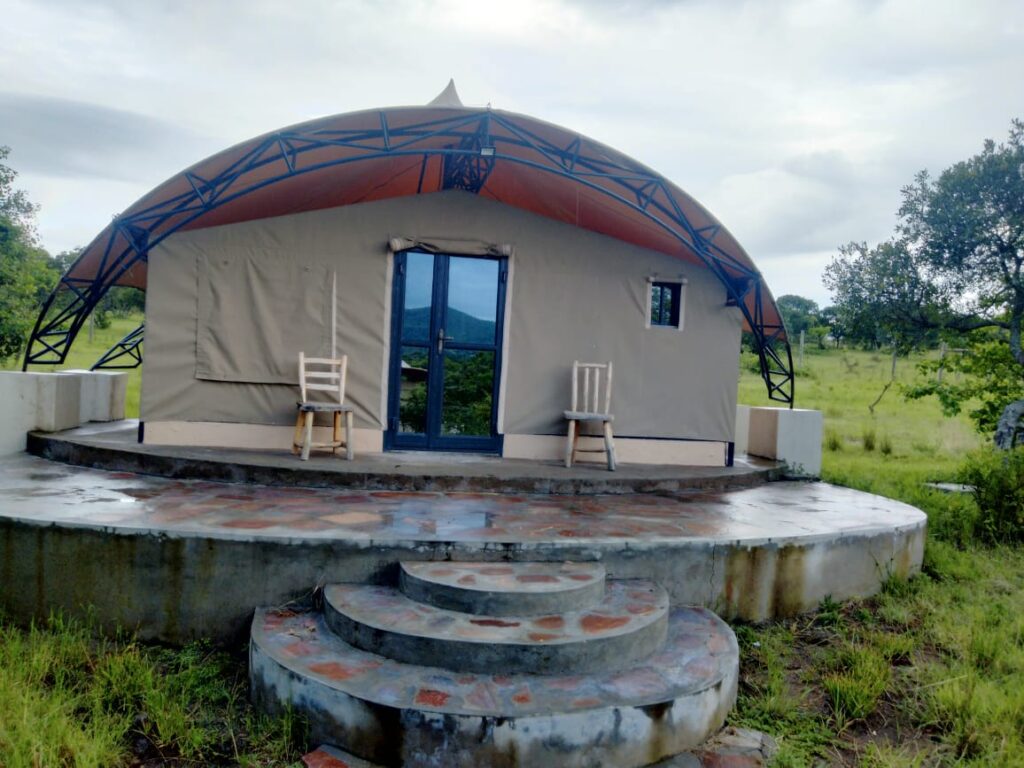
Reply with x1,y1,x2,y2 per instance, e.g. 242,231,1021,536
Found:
403,306,495,344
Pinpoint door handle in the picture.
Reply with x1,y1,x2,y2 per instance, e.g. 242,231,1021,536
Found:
437,328,454,353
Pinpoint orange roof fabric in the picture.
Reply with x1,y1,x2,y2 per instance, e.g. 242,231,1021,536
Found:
65,104,784,338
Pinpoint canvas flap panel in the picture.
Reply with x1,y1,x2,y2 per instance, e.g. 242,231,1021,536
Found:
195,250,330,384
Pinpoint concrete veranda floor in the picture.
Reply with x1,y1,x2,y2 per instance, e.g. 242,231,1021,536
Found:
0,453,925,546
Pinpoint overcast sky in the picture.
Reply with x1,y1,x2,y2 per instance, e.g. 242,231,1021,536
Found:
2,0,1022,304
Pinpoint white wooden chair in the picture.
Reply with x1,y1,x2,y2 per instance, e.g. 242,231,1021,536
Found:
293,352,354,461
564,361,617,471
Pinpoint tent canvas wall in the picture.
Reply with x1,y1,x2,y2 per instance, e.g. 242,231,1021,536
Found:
142,191,742,465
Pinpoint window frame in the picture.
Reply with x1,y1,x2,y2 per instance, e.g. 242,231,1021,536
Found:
646,277,687,330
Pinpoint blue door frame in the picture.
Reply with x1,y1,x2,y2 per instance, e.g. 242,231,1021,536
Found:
385,250,508,453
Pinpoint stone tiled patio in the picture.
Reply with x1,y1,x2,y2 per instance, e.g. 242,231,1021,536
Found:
0,454,924,546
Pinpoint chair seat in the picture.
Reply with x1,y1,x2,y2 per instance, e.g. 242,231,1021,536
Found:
563,410,614,422
298,402,355,413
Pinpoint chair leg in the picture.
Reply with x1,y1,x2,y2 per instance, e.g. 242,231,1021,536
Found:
564,419,577,468
301,412,314,461
345,410,354,460
332,412,341,455
603,420,617,471
292,412,304,455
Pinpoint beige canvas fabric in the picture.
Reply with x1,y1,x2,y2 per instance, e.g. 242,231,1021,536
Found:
142,191,741,442
195,251,330,383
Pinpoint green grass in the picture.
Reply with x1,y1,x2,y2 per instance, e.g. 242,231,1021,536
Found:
1,313,143,418
0,612,304,767
733,347,1024,766
0,344,1021,765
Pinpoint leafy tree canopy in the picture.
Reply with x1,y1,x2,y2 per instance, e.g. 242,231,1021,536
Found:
776,294,820,335
824,119,1024,444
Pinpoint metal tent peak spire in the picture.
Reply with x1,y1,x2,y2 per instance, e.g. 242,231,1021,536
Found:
428,79,464,107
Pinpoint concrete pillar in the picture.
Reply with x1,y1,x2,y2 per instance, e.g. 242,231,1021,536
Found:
60,370,128,422
736,406,823,477
34,372,82,433
0,372,41,456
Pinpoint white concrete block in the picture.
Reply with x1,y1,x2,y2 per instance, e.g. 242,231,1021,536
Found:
0,372,41,456
60,370,127,422
58,371,97,422
734,405,751,455
741,406,823,477
99,371,128,421
34,373,81,433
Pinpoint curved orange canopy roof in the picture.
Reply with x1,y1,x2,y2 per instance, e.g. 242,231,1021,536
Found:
30,92,792,402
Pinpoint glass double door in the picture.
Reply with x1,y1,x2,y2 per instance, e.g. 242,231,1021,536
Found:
386,250,508,452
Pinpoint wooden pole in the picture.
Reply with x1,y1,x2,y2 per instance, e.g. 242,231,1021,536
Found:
937,341,947,384
799,330,805,367
891,346,897,379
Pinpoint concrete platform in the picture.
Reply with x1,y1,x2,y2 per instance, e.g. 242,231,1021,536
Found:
27,421,781,495
0,453,926,642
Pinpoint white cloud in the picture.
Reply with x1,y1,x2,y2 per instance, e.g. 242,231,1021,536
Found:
1,0,1022,305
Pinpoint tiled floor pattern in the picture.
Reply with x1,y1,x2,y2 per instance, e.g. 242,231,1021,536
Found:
0,455,926,545
253,606,735,717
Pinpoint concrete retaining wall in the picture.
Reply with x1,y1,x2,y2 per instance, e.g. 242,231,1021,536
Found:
0,371,128,457
0,514,925,645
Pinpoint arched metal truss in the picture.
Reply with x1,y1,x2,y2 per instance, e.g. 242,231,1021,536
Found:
91,323,144,370
23,109,793,404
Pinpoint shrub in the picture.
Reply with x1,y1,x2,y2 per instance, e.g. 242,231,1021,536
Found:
959,447,1024,544
825,430,842,452
862,427,876,452
880,434,893,455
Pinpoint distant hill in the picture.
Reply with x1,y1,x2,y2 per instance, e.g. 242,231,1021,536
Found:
402,306,495,345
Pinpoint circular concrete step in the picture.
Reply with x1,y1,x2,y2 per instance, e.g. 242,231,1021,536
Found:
251,606,738,768
399,561,606,616
324,579,668,675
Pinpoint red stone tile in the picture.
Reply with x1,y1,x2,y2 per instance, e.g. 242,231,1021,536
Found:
309,661,365,681
533,616,565,629
302,748,350,768
470,618,519,628
580,614,630,632
414,688,450,707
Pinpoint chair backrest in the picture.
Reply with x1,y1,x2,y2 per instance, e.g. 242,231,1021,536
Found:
299,352,348,404
570,361,613,415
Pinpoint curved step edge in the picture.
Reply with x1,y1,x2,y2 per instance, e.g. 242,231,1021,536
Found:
250,608,739,768
325,580,667,675
399,561,607,616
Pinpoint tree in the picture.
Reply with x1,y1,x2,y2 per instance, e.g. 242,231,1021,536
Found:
824,119,1024,446
0,146,39,237
776,294,820,336
0,147,58,363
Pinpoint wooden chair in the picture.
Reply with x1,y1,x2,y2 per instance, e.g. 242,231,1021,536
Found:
564,361,617,471
293,352,354,461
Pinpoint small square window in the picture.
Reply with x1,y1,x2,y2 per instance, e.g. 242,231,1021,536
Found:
649,281,683,328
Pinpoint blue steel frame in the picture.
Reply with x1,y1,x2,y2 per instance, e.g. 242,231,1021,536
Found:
91,323,144,370
22,109,793,404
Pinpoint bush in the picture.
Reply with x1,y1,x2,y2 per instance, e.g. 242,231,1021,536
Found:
825,429,842,452
862,427,876,452
959,447,1024,544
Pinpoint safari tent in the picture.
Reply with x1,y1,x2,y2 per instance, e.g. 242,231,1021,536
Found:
25,83,793,466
